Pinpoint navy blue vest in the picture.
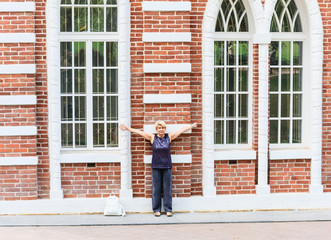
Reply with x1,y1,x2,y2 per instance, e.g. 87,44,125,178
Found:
151,133,172,169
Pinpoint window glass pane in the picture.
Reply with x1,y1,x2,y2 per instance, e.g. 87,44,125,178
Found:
275,0,284,19
221,0,231,20
281,68,290,91
270,14,279,32
294,15,302,32
107,0,117,4
91,7,104,32
60,7,72,32
214,68,224,92
226,120,236,144
293,94,302,117
93,42,104,67
61,0,72,4
293,41,302,65
270,94,279,117
107,96,118,121
227,41,236,65
74,7,88,32
281,120,290,143
74,42,86,67
293,68,302,91
281,13,291,32
214,120,224,144
226,94,236,117
281,94,290,117
214,94,224,118
238,68,248,91
106,7,117,32
74,96,86,120
75,0,87,4
226,68,236,91
106,42,118,67
93,123,105,147
106,69,118,93
74,69,86,93
288,0,297,19
214,41,224,66
227,11,237,32
281,41,291,65
270,68,279,91
93,69,104,93
270,120,278,144
61,123,73,147
270,41,279,66
292,120,302,143
91,0,104,4
61,96,73,121
238,120,248,144
107,123,118,147
60,42,72,67
75,123,86,147
93,96,104,121
239,14,249,32
61,69,72,94
215,12,224,32
239,41,248,65
238,94,248,117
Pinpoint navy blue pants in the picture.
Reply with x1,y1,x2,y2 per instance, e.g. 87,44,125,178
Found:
152,168,172,213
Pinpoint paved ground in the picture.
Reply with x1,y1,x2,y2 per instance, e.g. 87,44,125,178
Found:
1,210,331,240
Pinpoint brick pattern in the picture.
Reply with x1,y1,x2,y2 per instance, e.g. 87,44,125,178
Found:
0,43,34,65
269,159,311,193
0,74,35,95
0,136,36,158
0,106,35,126
61,163,121,198
0,12,34,33
215,160,256,195
0,165,37,201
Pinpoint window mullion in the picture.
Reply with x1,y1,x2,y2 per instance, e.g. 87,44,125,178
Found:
86,40,93,149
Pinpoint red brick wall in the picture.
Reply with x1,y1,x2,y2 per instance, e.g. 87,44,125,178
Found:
215,160,256,195
61,163,121,198
0,136,36,158
269,159,311,193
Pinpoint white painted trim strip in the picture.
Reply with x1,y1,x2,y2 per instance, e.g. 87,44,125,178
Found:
144,124,192,134
60,152,121,163
0,64,36,74
0,33,36,43
144,154,192,164
0,157,38,166
270,149,312,160
142,1,191,11
144,63,191,73
0,2,35,12
144,94,191,104
214,149,257,160
143,32,191,42
0,95,37,105
0,126,37,136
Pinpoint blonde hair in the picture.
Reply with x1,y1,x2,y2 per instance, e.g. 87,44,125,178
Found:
155,120,166,130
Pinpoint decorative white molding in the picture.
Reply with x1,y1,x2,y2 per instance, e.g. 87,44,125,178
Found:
0,126,37,136
0,33,36,43
142,1,191,11
0,64,36,74
252,33,271,44
60,152,121,163
0,95,37,106
144,124,192,134
143,94,191,104
143,32,191,42
0,2,35,12
144,154,192,164
214,150,256,161
143,63,191,73
0,157,38,166
270,149,312,160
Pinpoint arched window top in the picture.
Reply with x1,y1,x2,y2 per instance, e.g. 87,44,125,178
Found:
215,0,248,32
60,0,117,32
270,0,302,32
215,0,249,32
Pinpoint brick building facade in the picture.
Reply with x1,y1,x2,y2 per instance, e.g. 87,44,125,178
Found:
0,0,331,214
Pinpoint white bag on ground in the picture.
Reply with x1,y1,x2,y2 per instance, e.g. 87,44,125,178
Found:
104,196,126,216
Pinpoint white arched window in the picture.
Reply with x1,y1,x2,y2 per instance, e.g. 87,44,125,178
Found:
214,0,252,147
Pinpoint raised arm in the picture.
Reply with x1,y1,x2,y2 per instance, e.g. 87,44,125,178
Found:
169,122,197,142
120,124,154,142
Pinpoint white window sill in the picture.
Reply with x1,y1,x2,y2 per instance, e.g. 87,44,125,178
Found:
60,151,121,163
213,149,256,160
269,148,312,160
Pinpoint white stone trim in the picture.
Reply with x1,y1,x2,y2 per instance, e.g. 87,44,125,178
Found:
252,33,271,44
214,150,256,161
270,149,312,160
0,2,35,12
143,94,191,104
144,154,192,164
142,32,191,42
142,1,191,11
0,64,36,74
0,33,36,43
60,152,121,163
143,63,191,73
144,124,192,134
0,95,37,106
0,126,37,136
0,157,38,166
